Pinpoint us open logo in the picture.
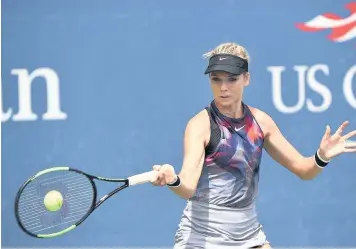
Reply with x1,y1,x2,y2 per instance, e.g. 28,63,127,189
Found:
1,68,67,122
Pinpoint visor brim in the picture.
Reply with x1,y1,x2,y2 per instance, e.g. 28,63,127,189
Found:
204,65,246,75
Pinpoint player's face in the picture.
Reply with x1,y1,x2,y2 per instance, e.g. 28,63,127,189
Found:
209,71,249,106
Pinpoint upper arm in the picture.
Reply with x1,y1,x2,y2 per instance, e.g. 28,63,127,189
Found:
179,109,210,190
252,109,305,176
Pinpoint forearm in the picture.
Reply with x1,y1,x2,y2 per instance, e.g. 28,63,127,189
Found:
168,182,194,200
296,150,329,180
167,172,199,200
296,157,322,180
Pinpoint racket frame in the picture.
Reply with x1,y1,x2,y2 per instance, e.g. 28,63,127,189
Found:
14,167,140,238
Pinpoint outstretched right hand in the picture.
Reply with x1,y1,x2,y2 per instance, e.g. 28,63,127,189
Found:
151,164,177,186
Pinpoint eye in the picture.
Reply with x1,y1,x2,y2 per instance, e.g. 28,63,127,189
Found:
211,77,221,82
228,77,237,82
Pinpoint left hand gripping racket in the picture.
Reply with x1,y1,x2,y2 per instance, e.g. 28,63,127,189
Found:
14,167,159,238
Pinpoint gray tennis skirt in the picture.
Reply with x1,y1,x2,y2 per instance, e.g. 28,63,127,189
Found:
173,199,268,249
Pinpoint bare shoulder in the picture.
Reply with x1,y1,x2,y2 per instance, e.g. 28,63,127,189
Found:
185,109,211,146
246,105,275,138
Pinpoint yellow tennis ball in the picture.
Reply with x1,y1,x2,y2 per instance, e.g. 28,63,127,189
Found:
43,190,63,212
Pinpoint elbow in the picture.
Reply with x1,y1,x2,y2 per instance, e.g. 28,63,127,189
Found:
293,159,319,181
299,173,315,181
182,192,195,200
297,170,317,181
174,189,195,200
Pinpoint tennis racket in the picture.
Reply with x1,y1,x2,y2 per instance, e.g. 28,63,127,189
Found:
14,166,159,238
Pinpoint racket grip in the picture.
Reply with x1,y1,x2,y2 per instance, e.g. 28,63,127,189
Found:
128,171,159,186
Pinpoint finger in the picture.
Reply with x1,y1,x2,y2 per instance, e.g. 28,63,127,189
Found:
152,165,162,171
344,148,356,153
162,164,175,173
335,121,349,136
343,130,356,140
159,179,167,186
151,173,164,186
151,179,161,186
323,125,331,140
161,164,172,170
345,140,356,149
160,164,168,170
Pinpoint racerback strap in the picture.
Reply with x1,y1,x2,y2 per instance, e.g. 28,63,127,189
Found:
205,105,222,155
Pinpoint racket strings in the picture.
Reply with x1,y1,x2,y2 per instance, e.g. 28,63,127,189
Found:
17,170,95,235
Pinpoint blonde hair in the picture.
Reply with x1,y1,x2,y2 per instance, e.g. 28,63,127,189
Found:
202,42,250,63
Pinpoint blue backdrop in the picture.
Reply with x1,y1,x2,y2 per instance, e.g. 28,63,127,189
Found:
2,0,356,247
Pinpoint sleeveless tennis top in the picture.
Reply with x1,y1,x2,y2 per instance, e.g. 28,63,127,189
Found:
191,100,264,208
173,101,267,249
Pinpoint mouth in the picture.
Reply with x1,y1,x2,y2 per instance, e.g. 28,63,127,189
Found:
220,96,230,99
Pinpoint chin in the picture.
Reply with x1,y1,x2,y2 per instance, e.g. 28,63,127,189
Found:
215,98,234,107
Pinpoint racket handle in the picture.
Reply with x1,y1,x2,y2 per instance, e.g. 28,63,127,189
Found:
128,171,159,186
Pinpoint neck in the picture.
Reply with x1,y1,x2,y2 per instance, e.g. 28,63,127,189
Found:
215,100,244,119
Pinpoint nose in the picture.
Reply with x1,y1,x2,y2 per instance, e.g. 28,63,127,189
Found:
220,82,228,92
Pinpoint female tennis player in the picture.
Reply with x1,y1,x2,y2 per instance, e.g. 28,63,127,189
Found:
151,42,356,248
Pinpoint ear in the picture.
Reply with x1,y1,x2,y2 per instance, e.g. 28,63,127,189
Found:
243,73,250,87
